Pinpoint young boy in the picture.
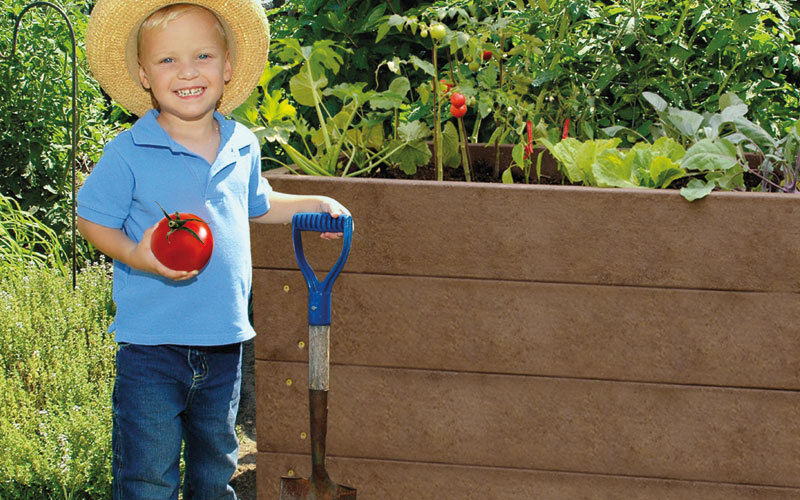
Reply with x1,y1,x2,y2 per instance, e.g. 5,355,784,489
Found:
79,1,348,498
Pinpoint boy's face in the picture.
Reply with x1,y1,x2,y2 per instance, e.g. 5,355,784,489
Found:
137,7,232,124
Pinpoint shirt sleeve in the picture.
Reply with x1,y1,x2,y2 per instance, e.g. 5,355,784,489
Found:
76,144,134,229
248,137,272,218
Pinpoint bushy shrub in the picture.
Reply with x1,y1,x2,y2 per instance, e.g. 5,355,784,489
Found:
0,0,116,256
0,260,115,499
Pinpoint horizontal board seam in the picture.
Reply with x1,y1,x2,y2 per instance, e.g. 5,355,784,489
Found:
252,268,798,295
259,451,800,491
254,359,800,394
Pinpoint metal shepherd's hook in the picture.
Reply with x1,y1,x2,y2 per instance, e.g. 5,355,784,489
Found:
0,1,78,289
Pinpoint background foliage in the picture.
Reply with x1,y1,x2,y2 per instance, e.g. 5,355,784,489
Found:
263,0,800,156
0,0,115,259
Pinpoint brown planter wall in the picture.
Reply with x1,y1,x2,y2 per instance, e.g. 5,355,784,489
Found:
251,170,800,499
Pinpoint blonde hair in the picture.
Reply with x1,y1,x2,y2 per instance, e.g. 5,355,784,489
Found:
137,4,227,56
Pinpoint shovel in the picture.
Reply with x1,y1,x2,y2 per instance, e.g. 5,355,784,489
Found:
280,213,356,500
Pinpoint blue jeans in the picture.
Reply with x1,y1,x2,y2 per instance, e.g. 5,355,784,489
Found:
112,343,242,500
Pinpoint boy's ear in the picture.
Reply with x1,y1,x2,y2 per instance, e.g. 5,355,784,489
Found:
223,52,232,83
138,64,151,90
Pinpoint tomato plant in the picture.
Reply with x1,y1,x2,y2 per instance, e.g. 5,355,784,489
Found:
151,205,214,272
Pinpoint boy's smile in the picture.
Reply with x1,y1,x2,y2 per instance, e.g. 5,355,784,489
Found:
137,7,232,128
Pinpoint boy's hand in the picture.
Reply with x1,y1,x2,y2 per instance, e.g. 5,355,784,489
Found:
132,223,200,281
317,196,352,240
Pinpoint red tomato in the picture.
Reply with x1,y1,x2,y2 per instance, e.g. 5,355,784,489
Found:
439,79,452,93
151,210,214,271
450,92,466,107
482,50,493,61
450,104,467,118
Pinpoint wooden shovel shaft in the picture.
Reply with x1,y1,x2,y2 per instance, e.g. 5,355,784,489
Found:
309,325,330,391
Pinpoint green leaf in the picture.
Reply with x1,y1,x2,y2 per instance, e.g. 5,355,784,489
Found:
258,64,285,89
376,22,391,43
549,138,621,185
642,92,667,113
601,125,627,138
681,139,738,172
719,92,745,110
289,67,328,107
501,167,515,184
511,142,525,168
387,14,405,30
705,30,730,56
680,178,716,201
594,149,636,188
719,104,748,124
260,90,296,123
649,156,686,188
324,82,374,106
397,120,431,142
442,121,460,168
388,76,411,98
731,117,777,150
649,137,686,161
409,55,435,77
478,64,499,88
666,109,704,139
733,12,759,33
388,139,431,175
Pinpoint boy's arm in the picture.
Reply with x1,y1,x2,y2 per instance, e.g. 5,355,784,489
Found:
250,191,351,239
77,216,198,281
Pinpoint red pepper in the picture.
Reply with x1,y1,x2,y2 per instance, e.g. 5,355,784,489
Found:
523,120,534,160
562,118,570,139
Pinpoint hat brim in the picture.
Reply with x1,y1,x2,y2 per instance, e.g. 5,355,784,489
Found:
87,0,269,117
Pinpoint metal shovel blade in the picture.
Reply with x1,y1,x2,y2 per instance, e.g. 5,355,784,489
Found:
278,388,356,500
279,476,356,500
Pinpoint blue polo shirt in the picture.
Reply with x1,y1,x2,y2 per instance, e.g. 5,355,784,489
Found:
77,110,271,346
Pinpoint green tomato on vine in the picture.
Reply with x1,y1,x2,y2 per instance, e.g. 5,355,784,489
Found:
430,23,446,41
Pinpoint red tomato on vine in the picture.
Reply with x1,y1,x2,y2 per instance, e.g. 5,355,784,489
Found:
450,92,466,107
151,203,214,272
450,104,467,118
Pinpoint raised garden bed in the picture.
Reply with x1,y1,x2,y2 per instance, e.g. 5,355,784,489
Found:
251,164,800,499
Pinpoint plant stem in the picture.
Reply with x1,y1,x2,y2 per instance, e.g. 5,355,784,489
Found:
432,42,443,181
457,117,472,181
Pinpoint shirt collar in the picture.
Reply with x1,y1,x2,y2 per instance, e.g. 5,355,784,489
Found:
129,109,235,154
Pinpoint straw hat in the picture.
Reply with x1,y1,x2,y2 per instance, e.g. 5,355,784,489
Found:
86,0,269,117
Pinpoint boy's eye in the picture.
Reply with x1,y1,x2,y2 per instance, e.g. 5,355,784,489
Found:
160,57,174,64
198,54,210,60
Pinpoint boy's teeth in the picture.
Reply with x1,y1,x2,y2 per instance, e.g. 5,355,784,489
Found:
176,88,203,97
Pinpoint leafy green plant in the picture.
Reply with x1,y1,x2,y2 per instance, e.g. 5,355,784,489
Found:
236,38,434,177
541,136,686,189
0,260,115,499
637,91,800,200
0,0,116,259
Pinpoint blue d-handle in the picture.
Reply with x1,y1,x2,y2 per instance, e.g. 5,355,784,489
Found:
292,213,353,326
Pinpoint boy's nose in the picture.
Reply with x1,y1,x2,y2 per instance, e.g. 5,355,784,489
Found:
177,62,199,79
